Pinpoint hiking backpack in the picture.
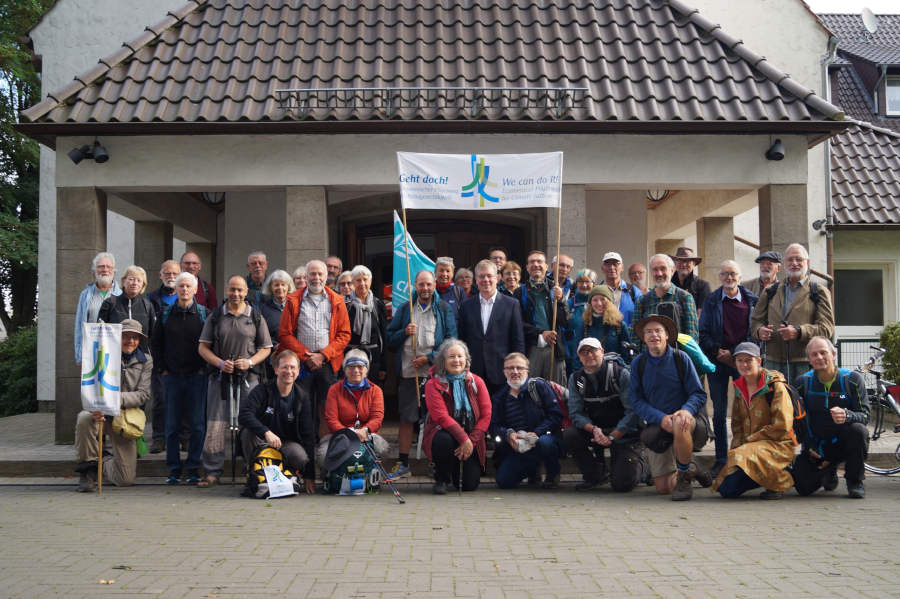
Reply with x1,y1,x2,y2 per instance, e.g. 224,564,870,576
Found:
322,443,382,495
526,377,573,431
764,380,808,447
244,446,301,499
160,302,208,326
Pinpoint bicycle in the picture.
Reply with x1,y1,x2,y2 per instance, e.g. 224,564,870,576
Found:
857,346,900,475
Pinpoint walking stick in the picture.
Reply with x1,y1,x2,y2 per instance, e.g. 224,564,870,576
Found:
97,420,103,494
548,199,563,381
362,440,405,504
459,457,463,497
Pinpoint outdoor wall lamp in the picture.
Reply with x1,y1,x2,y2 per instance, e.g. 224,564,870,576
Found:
765,139,785,161
68,140,109,164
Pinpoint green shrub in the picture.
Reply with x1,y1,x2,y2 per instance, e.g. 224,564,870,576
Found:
0,325,38,416
880,322,900,383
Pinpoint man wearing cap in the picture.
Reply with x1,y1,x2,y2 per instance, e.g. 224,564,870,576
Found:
564,338,645,492
744,250,782,298
633,254,699,350
699,260,759,477
599,251,642,326
751,243,835,383
628,263,648,295
238,349,316,494
74,319,153,492
630,315,712,501
712,342,796,499
670,247,712,316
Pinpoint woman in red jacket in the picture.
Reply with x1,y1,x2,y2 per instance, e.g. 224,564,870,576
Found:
423,339,492,494
323,349,384,440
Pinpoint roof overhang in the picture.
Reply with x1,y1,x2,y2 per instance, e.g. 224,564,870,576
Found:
16,119,851,151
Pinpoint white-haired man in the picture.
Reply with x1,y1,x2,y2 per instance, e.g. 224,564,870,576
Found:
75,252,122,364
632,254,699,351
751,243,834,383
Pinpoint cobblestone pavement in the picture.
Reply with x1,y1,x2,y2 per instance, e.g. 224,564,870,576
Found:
1,476,898,598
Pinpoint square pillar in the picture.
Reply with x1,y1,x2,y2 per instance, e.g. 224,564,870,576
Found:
758,184,809,253
56,188,107,443
134,220,174,275
185,242,216,290
654,238,684,257
285,186,328,271
545,185,587,270
697,216,734,283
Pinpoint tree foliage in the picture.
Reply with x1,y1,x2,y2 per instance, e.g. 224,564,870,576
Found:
880,322,900,384
0,0,54,335
0,325,37,415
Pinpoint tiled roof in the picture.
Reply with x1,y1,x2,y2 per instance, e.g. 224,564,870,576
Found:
21,0,843,128
840,41,900,65
830,122,900,225
819,13,900,50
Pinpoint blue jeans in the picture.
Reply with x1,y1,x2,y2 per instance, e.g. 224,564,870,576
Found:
707,363,739,465
717,467,760,498
163,373,207,475
495,434,563,489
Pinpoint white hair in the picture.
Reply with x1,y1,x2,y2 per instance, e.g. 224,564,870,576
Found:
174,272,197,287
435,256,455,268
92,252,116,271
263,269,295,295
785,243,809,260
350,265,372,279
649,253,674,270
719,260,741,274
247,250,266,262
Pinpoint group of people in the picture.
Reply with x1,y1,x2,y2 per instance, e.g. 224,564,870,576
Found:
72,240,872,500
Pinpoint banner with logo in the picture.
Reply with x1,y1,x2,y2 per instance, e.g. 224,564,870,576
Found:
80,322,122,416
392,210,436,315
397,152,563,210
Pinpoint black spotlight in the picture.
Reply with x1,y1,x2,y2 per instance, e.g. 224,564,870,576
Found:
91,140,109,163
765,139,785,161
67,139,110,164
67,144,91,164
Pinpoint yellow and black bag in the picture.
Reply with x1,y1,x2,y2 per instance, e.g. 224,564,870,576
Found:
245,446,301,499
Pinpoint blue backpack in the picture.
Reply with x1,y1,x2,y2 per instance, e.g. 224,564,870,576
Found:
160,302,208,325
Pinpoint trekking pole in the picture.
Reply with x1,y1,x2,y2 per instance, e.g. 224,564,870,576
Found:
362,439,405,504
459,458,463,497
781,321,790,381
97,420,104,494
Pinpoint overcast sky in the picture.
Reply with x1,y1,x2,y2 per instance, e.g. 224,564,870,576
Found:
805,0,899,14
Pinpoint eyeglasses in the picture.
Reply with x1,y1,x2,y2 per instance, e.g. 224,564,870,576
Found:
503,365,528,372
344,364,367,370
719,272,739,278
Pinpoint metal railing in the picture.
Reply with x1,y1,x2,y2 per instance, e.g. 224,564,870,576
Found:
275,86,590,119
837,338,881,389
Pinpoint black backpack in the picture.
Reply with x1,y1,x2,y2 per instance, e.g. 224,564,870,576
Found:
764,380,808,447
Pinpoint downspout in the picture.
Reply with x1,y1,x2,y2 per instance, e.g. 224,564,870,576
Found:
821,35,839,289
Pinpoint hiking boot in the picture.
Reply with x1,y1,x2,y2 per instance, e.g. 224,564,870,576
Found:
387,463,411,480
823,467,839,491
526,473,542,488
759,489,784,500
77,471,96,493
847,481,865,499
541,472,560,490
689,462,713,488
432,481,448,495
149,440,165,454
574,478,600,491
671,470,693,501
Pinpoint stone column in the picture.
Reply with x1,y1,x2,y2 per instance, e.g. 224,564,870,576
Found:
697,216,735,283
654,238,684,257
134,220,174,275
56,188,107,443
185,242,216,290
758,184,809,253
546,184,587,270
285,186,328,270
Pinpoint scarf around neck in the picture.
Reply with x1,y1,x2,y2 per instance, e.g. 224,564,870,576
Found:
350,291,376,344
446,372,473,419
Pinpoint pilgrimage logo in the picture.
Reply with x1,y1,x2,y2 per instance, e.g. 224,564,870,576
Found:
461,154,499,207
81,339,119,396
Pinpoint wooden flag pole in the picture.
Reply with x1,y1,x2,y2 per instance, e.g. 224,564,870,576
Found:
401,208,421,408
548,201,563,375
97,420,103,494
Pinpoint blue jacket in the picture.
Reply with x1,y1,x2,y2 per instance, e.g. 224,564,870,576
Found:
601,280,641,326
629,347,706,425
565,308,633,370
385,296,457,375
74,280,122,362
489,378,562,439
698,285,758,362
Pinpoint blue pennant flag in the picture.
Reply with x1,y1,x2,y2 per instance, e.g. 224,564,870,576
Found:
392,211,435,315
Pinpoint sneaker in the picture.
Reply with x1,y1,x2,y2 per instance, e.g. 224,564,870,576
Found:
387,463,411,480
432,481,448,495
149,440,165,454
76,472,96,493
823,467,839,491
185,473,200,485
541,472,560,490
166,474,181,485
759,489,784,500
847,482,865,499
671,470,693,501
689,462,713,488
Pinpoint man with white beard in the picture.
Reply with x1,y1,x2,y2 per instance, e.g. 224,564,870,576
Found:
744,250,782,297
74,252,122,365
751,243,835,383
147,260,182,453
699,260,758,477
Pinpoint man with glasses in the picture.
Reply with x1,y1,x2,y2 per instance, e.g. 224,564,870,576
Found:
489,352,563,489
699,260,758,477
74,252,121,365
245,251,268,308
751,243,835,382
514,250,568,385
180,251,217,311
459,260,525,396
600,251,641,325
670,247,711,316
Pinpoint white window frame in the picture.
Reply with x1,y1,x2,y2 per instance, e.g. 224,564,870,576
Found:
833,261,896,339
887,76,900,116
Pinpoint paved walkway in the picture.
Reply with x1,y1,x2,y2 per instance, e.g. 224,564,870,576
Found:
0,475,898,598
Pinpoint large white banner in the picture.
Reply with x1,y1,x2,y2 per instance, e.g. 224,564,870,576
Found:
397,152,563,210
80,322,122,416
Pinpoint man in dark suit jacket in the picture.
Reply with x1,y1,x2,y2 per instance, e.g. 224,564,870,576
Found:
458,260,526,396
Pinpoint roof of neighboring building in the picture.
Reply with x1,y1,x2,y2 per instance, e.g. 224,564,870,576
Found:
830,121,900,225
819,12,900,50
20,0,844,137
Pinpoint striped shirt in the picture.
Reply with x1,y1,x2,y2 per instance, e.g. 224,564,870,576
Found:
297,289,332,352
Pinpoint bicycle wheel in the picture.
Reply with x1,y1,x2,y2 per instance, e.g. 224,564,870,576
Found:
864,394,900,475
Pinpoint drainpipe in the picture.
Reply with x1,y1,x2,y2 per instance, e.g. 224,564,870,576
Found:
821,35,839,288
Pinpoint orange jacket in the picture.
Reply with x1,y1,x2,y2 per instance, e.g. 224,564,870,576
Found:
278,286,351,372
324,381,384,434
